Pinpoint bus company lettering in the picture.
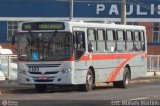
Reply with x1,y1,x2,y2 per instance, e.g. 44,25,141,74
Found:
96,4,160,16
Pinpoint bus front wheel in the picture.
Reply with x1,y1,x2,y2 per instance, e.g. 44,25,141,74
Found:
80,69,94,92
113,67,131,88
35,84,47,92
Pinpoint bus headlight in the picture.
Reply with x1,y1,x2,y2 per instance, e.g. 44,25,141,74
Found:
61,68,72,74
61,63,72,74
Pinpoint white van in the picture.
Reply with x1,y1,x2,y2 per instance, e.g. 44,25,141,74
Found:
0,48,17,80
0,71,5,81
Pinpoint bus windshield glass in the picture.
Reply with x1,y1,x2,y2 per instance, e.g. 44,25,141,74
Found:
17,32,73,61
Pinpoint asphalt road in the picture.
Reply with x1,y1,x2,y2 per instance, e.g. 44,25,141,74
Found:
0,78,160,106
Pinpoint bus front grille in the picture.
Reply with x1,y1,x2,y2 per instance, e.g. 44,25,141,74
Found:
29,71,59,75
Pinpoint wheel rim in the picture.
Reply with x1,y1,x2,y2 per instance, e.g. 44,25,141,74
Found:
87,74,93,87
125,72,130,85
125,75,129,85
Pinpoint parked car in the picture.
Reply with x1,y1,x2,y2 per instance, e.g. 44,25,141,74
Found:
0,48,17,80
0,71,5,81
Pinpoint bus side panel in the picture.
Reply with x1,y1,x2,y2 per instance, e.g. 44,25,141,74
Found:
73,60,88,84
73,53,147,84
114,53,147,81
73,59,115,84
91,59,115,83
73,56,118,84
127,54,147,79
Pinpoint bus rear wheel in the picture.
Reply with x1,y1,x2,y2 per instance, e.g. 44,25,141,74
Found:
35,84,47,92
80,69,94,92
113,67,131,88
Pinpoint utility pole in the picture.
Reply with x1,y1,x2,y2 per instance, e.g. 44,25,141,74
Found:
121,0,126,24
70,0,73,20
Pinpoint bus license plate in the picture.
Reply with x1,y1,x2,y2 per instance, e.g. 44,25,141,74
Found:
38,76,48,80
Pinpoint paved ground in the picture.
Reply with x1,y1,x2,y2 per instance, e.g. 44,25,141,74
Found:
1,75,160,91
0,76,160,106
1,76,160,94
130,76,160,83
95,75,160,86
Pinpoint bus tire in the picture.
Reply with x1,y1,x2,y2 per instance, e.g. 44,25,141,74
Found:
113,67,131,88
80,69,94,92
35,84,47,92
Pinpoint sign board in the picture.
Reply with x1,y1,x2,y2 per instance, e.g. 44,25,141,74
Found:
0,0,159,21
22,22,65,30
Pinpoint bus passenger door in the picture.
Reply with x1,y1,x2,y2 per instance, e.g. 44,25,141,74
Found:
73,30,86,61
73,28,88,84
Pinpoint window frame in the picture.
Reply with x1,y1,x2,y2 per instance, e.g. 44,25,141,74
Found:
106,29,116,53
87,28,97,53
116,30,126,53
7,21,19,41
97,29,106,53
153,22,160,43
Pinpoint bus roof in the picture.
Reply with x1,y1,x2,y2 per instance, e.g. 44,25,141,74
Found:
68,20,145,30
18,20,146,32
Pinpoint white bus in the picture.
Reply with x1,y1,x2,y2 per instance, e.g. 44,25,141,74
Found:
13,20,147,92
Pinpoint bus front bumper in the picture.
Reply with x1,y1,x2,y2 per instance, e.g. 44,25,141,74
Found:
17,73,72,85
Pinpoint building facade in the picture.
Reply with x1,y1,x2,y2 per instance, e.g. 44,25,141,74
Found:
0,0,160,55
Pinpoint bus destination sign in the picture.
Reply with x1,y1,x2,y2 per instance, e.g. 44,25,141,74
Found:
22,22,65,30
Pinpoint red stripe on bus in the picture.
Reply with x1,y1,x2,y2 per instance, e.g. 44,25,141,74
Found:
106,59,129,82
106,52,145,82
79,52,146,61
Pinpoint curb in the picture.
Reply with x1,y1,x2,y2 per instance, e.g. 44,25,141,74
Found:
130,79,156,84
95,76,160,87
130,76,160,84
95,83,112,87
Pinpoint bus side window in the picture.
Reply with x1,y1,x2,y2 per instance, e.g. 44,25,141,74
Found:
141,31,145,51
134,31,141,51
97,29,106,53
88,29,96,52
106,29,116,52
126,30,134,52
116,30,125,52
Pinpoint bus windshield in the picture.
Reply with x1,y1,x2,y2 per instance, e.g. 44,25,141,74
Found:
17,32,73,61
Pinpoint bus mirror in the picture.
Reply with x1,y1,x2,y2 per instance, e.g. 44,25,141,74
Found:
12,35,15,45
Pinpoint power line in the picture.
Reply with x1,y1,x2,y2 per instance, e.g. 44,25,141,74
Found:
127,0,160,12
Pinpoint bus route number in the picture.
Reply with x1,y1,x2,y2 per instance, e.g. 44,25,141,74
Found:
28,66,39,72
